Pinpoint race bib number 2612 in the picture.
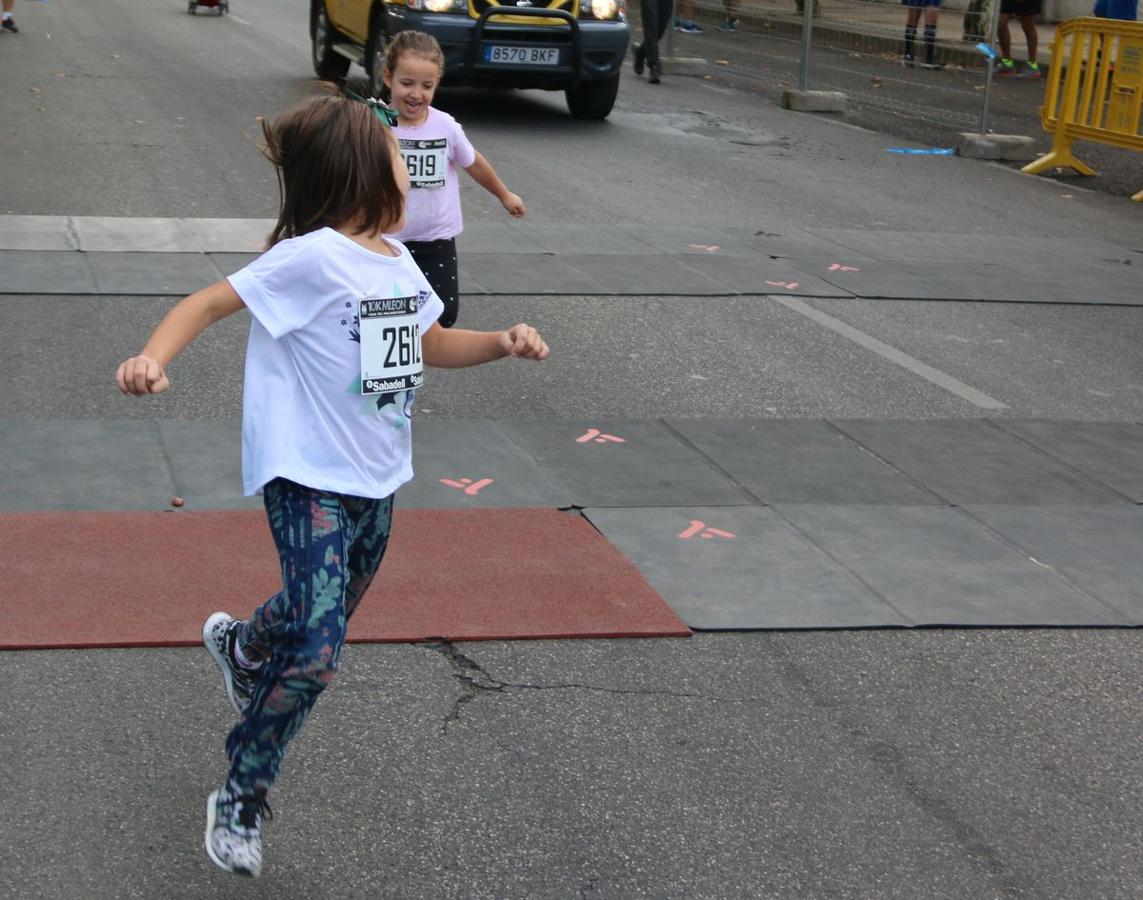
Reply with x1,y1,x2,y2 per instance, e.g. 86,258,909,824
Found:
359,295,423,395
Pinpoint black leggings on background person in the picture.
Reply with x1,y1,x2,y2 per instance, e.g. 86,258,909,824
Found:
639,0,674,75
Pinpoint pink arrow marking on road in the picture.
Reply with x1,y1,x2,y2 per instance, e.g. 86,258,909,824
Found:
689,244,721,253
440,477,495,495
828,263,861,272
576,428,626,444
765,280,800,290
678,520,737,540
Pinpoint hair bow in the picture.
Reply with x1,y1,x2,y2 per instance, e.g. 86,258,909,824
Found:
344,87,399,127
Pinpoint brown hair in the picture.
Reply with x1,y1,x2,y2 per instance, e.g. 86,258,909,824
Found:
260,87,404,247
383,30,445,78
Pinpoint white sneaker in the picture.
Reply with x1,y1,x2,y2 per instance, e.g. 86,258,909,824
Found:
204,785,270,877
203,612,261,716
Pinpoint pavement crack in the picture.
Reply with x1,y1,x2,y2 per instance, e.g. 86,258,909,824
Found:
64,216,81,251
425,642,756,734
425,641,506,734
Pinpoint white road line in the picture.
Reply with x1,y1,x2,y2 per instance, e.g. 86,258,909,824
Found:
775,295,1009,410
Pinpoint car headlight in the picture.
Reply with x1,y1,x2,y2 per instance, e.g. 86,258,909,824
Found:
407,0,465,11
582,0,621,17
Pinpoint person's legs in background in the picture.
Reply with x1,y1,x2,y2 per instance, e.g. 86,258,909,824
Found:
902,0,924,64
2,0,18,33
920,2,942,68
718,0,740,31
1016,11,1041,77
634,0,672,82
903,0,942,67
675,0,703,32
962,0,989,41
995,10,1018,75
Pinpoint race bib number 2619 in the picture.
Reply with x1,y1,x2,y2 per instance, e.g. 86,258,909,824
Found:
359,295,423,395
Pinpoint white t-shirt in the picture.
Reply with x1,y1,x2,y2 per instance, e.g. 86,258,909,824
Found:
390,107,477,243
227,228,444,499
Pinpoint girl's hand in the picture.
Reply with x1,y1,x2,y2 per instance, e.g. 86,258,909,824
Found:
501,193,526,218
116,355,170,395
499,324,549,361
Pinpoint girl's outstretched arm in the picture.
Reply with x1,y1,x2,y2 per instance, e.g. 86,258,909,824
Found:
463,152,526,218
422,323,549,369
116,279,245,395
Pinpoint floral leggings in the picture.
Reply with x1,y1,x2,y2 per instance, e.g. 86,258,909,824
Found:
226,478,393,798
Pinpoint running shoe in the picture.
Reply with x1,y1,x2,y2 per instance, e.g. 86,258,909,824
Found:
1,18,17,32
1017,61,1042,79
717,16,739,31
205,785,271,878
203,612,261,716
994,57,1017,77
679,19,704,32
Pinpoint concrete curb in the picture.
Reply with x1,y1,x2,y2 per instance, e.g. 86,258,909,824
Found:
660,55,711,76
782,88,848,111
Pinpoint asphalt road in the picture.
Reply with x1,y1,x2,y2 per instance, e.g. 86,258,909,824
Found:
5,0,1143,422
2,0,1142,897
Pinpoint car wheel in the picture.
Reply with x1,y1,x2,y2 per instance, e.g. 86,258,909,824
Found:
312,1,351,82
565,74,620,120
365,16,388,99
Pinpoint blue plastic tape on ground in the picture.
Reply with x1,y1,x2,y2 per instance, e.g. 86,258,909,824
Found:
887,147,956,155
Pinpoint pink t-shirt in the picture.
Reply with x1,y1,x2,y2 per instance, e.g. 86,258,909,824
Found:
391,107,477,243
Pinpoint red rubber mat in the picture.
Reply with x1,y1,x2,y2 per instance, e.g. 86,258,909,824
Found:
0,508,690,649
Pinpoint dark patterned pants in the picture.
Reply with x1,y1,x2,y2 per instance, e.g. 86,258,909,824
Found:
405,238,459,328
226,478,394,797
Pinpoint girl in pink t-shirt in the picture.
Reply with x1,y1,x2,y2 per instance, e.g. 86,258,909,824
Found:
383,31,526,328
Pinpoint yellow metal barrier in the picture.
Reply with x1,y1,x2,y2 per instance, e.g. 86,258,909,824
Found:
1022,17,1143,202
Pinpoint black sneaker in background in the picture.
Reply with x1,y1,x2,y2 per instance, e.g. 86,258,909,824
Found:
2,18,18,32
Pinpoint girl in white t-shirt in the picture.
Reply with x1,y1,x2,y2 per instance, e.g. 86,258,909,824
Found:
115,90,548,880
383,30,526,328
